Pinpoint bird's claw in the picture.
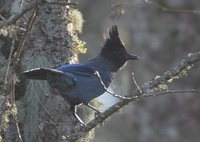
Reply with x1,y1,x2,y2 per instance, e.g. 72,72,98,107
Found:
80,123,90,131
95,111,105,119
80,123,85,128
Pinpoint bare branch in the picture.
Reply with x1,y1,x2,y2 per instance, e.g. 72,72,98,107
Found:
140,52,200,93
0,14,6,21
131,72,142,94
144,0,200,15
13,115,23,142
0,0,78,28
14,8,38,65
0,0,44,29
46,1,78,6
0,6,38,134
67,51,200,142
142,89,200,98
4,39,15,85
0,38,16,130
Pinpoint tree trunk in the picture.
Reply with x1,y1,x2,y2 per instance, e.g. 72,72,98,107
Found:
1,0,94,142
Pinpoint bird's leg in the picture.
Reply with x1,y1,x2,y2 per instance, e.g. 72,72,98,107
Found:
73,105,85,125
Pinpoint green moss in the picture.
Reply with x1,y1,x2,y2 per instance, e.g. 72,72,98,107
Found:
71,35,87,54
70,9,84,33
77,39,87,54
69,8,87,54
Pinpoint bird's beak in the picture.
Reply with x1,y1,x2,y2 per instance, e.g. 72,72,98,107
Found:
126,53,140,60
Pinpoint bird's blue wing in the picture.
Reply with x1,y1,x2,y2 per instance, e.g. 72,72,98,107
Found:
56,64,96,77
56,63,112,88
55,63,112,104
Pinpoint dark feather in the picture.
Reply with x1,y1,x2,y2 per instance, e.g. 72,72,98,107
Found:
101,25,125,53
20,68,63,80
100,25,128,69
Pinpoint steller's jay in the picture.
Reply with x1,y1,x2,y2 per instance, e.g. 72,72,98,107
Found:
21,25,139,125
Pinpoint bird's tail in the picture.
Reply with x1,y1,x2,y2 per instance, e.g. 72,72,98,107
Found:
20,68,63,80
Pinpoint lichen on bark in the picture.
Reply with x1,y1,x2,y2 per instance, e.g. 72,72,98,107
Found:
1,1,93,142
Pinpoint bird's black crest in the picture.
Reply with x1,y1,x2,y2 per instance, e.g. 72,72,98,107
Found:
101,25,125,54
100,25,128,69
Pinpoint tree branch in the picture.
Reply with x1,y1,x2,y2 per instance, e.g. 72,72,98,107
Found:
0,0,44,29
67,51,200,142
144,0,200,15
46,1,78,6
0,0,78,29
141,89,200,98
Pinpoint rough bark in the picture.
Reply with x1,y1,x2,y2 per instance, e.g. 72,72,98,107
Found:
1,0,94,142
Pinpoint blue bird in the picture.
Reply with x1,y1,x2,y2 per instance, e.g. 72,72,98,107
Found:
21,25,139,124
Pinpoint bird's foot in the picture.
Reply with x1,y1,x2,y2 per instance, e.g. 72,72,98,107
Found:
94,111,105,119
79,123,91,131
94,112,106,128
80,123,86,130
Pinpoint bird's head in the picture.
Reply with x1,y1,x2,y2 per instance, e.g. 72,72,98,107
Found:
100,25,139,70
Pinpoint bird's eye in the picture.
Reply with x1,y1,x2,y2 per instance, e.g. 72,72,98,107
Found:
118,50,125,55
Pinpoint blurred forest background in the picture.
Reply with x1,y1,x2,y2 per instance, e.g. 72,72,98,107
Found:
74,0,200,142
0,0,199,141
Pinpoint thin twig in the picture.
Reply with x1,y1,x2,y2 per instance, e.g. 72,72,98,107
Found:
0,38,16,130
0,0,44,28
144,0,200,15
143,89,200,98
0,3,38,135
15,8,37,61
94,71,132,100
131,72,142,94
45,1,78,6
4,39,15,86
0,14,6,21
11,112,23,142
10,80,23,142
0,0,77,29
14,8,37,64
19,0,24,8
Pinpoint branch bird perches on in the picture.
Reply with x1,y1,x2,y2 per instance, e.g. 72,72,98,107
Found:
67,51,200,142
